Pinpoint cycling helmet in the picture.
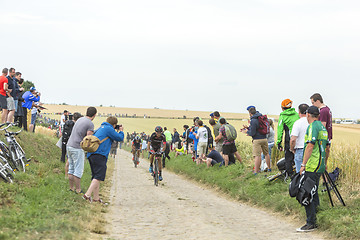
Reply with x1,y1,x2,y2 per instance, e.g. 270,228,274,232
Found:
155,126,163,133
135,136,140,141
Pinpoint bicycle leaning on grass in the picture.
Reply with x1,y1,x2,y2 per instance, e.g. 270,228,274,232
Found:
0,123,31,173
0,154,14,183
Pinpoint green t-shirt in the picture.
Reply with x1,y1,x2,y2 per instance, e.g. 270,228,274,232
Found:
303,120,328,173
164,130,172,142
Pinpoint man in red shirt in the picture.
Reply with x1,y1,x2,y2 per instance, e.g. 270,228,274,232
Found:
0,68,9,123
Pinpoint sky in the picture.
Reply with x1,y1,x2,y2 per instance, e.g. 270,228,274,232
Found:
1,0,359,119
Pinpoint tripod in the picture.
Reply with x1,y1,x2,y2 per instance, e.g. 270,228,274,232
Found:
322,170,346,207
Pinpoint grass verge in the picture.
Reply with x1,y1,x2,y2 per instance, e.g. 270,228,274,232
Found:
123,143,359,240
0,129,113,240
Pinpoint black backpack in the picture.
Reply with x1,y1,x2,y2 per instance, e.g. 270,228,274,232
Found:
62,120,75,143
293,175,317,206
204,125,213,144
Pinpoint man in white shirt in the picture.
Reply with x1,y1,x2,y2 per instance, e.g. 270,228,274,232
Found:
194,120,208,164
290,104,309,173
60,110,69,135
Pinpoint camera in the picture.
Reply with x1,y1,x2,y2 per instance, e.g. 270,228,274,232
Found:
115,125,120,130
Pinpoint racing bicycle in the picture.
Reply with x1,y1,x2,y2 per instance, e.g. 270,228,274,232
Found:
133,149,141,168
149,151,163,186
0,154,14,183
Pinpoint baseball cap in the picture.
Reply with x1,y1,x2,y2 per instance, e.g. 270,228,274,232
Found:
210,112,214,117
246,105,256,111
281,99,293,108
29,87,36,91
306,106,320,115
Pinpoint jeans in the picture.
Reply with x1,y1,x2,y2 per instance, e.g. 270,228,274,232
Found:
304,171,321,225
294,149,304,173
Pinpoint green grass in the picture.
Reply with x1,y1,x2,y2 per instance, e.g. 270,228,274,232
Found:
124,142,360,240
0,129,105,240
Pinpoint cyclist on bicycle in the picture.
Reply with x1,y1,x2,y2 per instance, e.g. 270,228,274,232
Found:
132,135,142,165
148,126,166,181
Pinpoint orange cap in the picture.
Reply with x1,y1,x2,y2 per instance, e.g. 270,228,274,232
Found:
281,99,293,108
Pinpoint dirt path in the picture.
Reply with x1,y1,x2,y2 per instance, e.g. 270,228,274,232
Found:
104,150,324,240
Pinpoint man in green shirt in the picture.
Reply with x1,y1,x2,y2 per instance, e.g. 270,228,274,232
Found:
277,99,300,177
297,106,329,232
163,127,173,167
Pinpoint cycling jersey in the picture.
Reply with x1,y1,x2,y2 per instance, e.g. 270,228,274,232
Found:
149,132,166,150
132,140,142,150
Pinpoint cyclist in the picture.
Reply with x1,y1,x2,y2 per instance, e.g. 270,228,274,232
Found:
147,126,166,181
131,135,142,165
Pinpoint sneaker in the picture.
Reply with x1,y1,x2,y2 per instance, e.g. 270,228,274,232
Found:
296,224,317,232
149,166,153,173
93,198,109,205
159,175,163,181
75,190,85,195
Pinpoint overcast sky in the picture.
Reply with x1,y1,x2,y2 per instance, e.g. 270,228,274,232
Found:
1,0,359,118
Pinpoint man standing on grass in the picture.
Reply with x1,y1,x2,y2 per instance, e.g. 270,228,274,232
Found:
277,99,299,178
215,118,242,166
297,106,329,232
5,68,16,123
290,104,309,173
310,93,332,159
242,106,271,174
0,68,9,123
66,107,96,194
163,127,172,167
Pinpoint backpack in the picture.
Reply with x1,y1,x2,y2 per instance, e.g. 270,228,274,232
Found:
62,120,75,143
204,125,214,143
258,115,270,135
80,135,109,153
224,124,237,141
294,175,317,206
289,173,301,197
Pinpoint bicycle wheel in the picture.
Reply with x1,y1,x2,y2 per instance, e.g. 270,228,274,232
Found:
0,157,13,183
0,142,15,170
154,157,159,186
9,145,25,173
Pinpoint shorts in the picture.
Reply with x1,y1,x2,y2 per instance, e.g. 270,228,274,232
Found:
215,141,223,153
6,97,15,111
31,113,37,125
67,146,85,178
222,142,237,155
252,138,269,157
0,94,7,109
88,154,107,181
197,142,207,157
110,147,117,155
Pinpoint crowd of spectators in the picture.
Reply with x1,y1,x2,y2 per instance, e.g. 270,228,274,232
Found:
0,67,42,131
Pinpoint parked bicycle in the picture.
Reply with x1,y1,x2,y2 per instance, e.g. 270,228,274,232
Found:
0,123,30,173
0,154,14,183
149,151,163,186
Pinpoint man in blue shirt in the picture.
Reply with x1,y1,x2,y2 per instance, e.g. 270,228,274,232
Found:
22,87,40,131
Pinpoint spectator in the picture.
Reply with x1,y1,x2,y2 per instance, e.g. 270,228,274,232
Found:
163,127,172,167
62,112,82,178
6,68,16,123
14,76,24,127
290,104,309,173
175,141,186,157
22,87,40,132
209,119,223,154
213,111,225,124
206,144,224,168
60,110,69,135
242,106,271,173
12,72,22,117
297,106,329,232
194,120,208,164
67,107,97,194
83,116,124,204
310,93,332,158
183,125,192,154
172,128,180,150
188,127,199,161
215,118,242,166
110,140,119,158
261,119,275,171
277,99,299,177
0,68,9,123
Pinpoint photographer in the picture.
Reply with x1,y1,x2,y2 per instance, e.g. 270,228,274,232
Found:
82,116,124,204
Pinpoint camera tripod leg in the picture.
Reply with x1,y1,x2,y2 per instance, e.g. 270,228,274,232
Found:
322,172,334,207
324,171,346,206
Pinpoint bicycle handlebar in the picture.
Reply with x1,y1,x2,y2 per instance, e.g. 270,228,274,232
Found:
149,151,164,155
0,123,22,134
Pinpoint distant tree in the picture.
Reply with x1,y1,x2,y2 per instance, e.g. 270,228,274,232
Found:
61,103,68,105
22,80,35,91
100,104,103,107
